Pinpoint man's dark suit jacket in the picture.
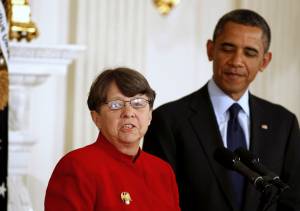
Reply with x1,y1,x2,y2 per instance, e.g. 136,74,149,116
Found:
143,84,300,211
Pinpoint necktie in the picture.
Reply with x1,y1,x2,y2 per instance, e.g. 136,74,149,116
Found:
227,103,247,209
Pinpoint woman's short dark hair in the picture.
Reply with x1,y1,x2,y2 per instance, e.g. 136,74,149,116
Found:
212,9,271,52
87,67,156,111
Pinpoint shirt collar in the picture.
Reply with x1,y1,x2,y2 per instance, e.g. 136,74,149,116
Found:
208,79,250,119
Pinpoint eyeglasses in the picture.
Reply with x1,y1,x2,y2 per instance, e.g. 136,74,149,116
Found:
104,98,150,110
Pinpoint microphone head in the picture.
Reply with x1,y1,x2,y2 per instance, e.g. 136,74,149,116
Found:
214,147,272,192
214,147,238,170
235,147,259,166
235,147,282,184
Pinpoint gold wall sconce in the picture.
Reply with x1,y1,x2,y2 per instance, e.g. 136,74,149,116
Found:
153,0,180,16
5,0,38,41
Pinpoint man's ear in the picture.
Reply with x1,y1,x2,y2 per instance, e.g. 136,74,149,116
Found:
260,52,272,72
206,39,214,61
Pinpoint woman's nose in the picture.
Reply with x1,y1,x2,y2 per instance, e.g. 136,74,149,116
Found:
121,103,135,118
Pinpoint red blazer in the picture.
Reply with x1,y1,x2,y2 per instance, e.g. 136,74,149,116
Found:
45,134,180,211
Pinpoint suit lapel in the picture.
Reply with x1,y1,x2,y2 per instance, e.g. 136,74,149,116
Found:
243,94,275,211
188,85,237,210
186,88,278,210
249,94,274,157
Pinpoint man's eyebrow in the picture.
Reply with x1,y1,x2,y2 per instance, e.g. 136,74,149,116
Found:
220,42,235,48
220,42,260,53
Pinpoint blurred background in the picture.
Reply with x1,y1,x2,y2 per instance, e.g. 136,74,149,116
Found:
5,0,300,210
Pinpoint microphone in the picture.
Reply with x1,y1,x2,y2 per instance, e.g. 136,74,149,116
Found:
214,147,271,192
234,147,290,192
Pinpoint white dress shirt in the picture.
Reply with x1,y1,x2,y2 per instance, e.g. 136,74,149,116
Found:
207,79,250,149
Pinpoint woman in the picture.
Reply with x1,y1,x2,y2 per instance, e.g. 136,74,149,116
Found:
44,67,180,211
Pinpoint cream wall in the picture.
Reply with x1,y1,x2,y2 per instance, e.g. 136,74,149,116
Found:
145,0,237,106
13,1,300,211
242,0,300,119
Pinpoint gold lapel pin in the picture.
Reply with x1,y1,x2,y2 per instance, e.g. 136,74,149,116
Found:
121,192,132,205
261,124,268,130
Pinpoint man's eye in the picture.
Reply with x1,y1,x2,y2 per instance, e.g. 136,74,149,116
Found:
221,45,234,52
245,49,258,57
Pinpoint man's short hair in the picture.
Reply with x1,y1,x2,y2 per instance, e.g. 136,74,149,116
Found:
212,9,271,52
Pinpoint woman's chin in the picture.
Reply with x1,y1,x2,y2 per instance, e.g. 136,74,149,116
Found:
119,134,141,145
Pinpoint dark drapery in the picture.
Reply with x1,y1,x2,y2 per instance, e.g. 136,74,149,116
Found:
0,0,9,210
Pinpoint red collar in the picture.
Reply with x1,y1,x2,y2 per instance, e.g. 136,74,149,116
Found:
96,133,142,164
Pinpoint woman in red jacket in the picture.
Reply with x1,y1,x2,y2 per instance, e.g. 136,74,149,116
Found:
44,67,180,211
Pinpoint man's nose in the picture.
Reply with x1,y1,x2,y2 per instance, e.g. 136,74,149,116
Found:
229,51,244,67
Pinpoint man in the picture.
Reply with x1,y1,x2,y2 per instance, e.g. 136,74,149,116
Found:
143,9,300,211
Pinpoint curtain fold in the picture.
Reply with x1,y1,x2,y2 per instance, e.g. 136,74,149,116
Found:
68,0,148,149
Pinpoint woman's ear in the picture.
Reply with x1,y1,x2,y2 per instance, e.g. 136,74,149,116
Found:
148,110,152,126
91,111,101,129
